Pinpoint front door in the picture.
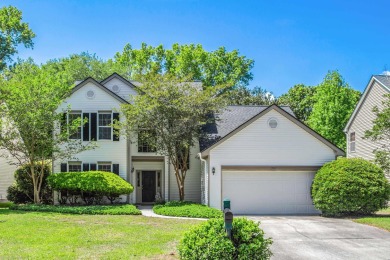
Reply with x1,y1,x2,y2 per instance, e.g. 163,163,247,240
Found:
142,171,156,203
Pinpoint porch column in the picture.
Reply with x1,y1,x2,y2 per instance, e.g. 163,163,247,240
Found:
164,156,169,201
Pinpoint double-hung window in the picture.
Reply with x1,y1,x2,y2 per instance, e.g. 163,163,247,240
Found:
98,162,112,172
138,129,157,152
69,112,82,139
350,132,356,152
98,113,112,140
68,162,82,172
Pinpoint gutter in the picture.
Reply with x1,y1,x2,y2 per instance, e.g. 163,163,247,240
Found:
198,153,208,206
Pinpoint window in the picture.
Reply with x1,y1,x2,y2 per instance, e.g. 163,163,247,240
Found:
99,113,112,140
350,132,356,152
69,113,82,139
157,171,161,188
68,162,82,172
138,130,157,152
137,172,141,187
98,162,112,172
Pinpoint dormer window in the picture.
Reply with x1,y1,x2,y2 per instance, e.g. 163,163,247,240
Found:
350,132,356,152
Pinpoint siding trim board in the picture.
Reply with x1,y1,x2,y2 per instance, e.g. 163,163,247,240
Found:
132,156,165,162
201,105,344,157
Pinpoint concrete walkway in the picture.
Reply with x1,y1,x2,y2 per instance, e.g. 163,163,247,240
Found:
137,205,206,220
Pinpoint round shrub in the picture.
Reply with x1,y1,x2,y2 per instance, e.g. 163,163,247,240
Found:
312,157,390,216
6,163,52,204
178,218,272,260
48,171,134,205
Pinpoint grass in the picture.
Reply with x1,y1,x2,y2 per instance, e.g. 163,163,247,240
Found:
153,201,223,218
353,207,390,231
10,204,142,215
0,209,201,259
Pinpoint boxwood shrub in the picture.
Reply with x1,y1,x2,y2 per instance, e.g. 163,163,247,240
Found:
153,201,223,218
178,218,272,260
312,157,390,216
48,171,134,205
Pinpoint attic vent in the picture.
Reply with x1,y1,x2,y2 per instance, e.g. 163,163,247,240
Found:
268,118,278,129
112,85,120,92
86,90,95,99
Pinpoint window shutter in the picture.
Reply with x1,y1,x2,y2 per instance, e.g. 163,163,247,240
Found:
90,163,97,171
113,164,119,175
83,113,90,141
60,163,67,172
83,163,89,171
113,113,120,141
60,113,67,134
90,113,97,141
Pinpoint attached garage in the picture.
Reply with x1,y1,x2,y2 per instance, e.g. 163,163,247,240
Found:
222,169,319,215
200,105,345,215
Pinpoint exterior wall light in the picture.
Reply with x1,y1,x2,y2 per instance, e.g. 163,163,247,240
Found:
212,167,215,175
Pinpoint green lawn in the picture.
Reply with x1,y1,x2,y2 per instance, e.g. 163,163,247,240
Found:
354,207,390,232
0,209,201,259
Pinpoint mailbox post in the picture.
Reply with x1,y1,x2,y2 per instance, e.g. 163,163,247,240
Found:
223,198,233,240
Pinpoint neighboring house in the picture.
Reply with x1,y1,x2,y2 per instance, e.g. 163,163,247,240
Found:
0,155,17,201
344,74,390,161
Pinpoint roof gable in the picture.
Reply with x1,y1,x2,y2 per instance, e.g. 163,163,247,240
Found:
200,104,344,156
344,75,390,132
100,73,141,90
71,77,129,104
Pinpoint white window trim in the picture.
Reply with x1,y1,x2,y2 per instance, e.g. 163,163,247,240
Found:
98,112,112,141
68,161,82,172
98,162,112,172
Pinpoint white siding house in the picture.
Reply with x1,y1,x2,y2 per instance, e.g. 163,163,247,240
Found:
344,74,390,161
0,155,17,201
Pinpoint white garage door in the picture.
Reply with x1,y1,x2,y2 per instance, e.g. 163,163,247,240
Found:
222,171,319,215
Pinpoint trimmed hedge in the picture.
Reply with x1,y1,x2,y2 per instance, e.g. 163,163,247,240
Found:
153,201,223,218
48,171,134,205
178,218,272,259
10,204,141,215
312,157,390,216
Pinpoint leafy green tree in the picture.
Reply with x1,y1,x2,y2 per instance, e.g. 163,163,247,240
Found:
119,74,225,201
365,93,390,178
0,60,94,203
0,6,35,70
308,71,360,150
225,86,275,105
43,52,114,86
112,43,254,89
278,84,316,123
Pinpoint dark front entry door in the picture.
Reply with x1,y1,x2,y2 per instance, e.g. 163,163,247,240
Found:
142,171,156,203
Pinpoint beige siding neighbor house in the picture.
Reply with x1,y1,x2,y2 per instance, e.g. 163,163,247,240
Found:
344,74,390,160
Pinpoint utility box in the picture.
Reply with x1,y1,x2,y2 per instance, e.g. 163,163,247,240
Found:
223,198,231,210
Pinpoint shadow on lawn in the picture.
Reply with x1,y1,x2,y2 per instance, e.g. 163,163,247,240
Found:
0,209,27,215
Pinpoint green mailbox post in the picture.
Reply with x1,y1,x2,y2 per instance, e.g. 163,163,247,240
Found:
223,198,233,239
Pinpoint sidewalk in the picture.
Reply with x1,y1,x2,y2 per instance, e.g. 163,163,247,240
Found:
138,205,206,221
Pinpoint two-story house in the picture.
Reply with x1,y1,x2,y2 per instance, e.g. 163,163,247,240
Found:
344,73,390,162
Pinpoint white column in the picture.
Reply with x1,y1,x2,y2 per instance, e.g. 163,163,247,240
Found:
164,156,169,201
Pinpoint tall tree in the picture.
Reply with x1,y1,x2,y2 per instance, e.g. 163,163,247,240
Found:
0,60,94,203
226,86,275,105
278,84,316,123
365,94,390,178
112,43,254,89
308,71,360,150
119,74,225,201
0,6,35,70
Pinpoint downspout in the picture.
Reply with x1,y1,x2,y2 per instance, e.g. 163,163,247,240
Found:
198,153,208,206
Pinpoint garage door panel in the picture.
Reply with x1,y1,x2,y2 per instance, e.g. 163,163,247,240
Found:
222,171,319,215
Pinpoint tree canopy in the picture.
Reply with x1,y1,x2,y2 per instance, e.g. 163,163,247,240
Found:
0,6,35,70
307,71,360,150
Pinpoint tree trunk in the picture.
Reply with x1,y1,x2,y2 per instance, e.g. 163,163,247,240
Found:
30,164,41,204
179,182,185,201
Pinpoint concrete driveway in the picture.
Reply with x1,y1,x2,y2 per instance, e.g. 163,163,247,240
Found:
246,216,390,260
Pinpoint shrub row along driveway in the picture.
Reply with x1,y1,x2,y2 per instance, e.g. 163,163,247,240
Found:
247,216,390,260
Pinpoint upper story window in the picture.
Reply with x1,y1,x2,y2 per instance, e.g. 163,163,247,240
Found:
98,162,112,172
99,113,112,140
350,132,356,152
138,130,157,152
68,161,82,172
69,112,82,140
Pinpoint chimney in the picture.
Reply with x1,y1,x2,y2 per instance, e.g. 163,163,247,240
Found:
382,71,390,76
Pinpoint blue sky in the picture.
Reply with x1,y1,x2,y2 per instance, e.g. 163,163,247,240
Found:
3,0,390,96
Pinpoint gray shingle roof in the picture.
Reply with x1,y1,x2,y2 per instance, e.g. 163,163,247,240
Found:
374,75,390,90
200,105,295,151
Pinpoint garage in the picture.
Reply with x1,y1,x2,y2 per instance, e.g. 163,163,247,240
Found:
222,170,319,215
